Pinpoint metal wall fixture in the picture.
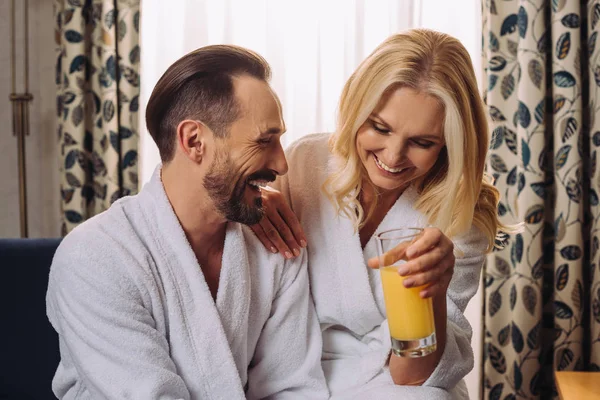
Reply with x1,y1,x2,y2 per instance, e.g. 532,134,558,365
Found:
9,0,32,238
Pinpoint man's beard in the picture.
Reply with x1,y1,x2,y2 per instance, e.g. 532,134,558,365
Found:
203,151,274,225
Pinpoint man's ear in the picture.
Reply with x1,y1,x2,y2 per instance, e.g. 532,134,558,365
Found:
176,120,209,163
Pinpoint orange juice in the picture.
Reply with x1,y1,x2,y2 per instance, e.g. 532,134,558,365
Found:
380,266,435,340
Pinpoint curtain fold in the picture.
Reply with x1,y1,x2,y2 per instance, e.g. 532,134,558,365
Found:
54,0,139,235
483,0,600,398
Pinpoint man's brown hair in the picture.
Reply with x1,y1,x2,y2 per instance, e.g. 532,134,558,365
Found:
145,45,271,162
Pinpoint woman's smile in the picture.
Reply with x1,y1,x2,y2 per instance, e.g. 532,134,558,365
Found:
372,153,412,176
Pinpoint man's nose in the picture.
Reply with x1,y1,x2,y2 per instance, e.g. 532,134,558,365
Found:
269,143,289,176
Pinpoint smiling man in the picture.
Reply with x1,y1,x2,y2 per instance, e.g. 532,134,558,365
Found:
46,45,327,399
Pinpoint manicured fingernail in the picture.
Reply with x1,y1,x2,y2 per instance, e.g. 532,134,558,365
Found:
285,251,292,259
403,278,414,288
300,240,307,248
406,246,416,258
293,248,300,256
270,246,278,253
397,266,409,276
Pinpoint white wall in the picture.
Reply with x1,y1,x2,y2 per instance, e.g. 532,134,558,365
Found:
0,0,60,238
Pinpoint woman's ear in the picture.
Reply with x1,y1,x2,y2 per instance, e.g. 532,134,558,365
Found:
176,120,208,163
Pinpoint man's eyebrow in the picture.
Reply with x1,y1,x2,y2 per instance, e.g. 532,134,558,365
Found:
262,127,285,135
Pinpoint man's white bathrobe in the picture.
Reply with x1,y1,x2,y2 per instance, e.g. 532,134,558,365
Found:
46,167,328,400
277,133,488,399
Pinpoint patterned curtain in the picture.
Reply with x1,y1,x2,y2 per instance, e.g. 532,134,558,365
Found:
482,0,600,398
54,0,140,235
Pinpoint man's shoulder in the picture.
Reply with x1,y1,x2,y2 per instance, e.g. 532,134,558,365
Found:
241,224,283,269
59,197,134,250
51,196,148,282
241,225,306,282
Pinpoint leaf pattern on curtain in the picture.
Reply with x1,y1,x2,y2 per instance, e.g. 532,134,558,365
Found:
588,0,600,374
54,0,140,235
483,0,600,398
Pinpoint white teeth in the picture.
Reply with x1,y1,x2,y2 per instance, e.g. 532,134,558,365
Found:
374,155,405,173
248,180,269,188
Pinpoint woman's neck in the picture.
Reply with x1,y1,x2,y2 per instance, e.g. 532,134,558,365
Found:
358,181,408,248
359,181,407,214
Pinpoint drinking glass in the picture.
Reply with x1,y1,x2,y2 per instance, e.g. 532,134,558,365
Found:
375,228,437,357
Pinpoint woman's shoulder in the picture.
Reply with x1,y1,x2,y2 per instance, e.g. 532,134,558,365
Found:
453,224,489,259
284,133,332,182
285,133,331,161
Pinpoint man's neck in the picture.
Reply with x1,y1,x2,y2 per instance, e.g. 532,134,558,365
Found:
161,163,227,259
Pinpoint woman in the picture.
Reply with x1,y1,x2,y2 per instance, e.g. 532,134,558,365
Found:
252,29,512,399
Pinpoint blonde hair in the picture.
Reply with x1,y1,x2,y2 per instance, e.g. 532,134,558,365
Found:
324,29,512,252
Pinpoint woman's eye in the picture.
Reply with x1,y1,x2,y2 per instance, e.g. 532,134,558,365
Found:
412,140,434,149
370,121,390,135
258,138,271,145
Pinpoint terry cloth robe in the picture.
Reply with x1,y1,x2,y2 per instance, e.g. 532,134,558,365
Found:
275,133,488,400
46,166,328,400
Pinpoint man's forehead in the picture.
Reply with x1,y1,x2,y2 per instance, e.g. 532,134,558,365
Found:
233,76,284,130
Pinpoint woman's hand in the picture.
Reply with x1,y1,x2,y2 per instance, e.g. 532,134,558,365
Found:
368,227,454,385
367,228,455,299
250,186,307,259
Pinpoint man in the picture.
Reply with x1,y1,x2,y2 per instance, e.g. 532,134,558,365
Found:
46,45,328,399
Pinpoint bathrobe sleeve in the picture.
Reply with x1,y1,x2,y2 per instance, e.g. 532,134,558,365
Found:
271,134,320,211
423,227,488,390
246,250,329,399
46,232,191,400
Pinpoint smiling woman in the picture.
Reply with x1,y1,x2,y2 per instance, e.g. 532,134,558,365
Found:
324,30,502,247
250,28,518,398
357,88,445,194
353,87,447,247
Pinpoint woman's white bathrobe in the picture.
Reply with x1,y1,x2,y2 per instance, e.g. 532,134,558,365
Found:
277,133,487,399
46,167,328,400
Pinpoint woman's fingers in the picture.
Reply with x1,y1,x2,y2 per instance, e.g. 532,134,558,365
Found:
398,245,451,275
402,259,454,289
249,223,278,254
418,269,454,298
260,217,295,259
268,209,302,257
406,228,452,259
367,228,456,297
276,204,307,249
367,257,379,269
367,242,410,269
250,186,306,258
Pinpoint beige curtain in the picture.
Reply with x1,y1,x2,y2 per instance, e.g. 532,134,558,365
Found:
482,0,600,398
54,0,140,235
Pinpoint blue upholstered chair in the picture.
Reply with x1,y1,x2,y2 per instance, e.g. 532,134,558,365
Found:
0,238,62,400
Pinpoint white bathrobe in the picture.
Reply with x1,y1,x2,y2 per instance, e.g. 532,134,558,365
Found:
46,167,328,400
276,133,487,400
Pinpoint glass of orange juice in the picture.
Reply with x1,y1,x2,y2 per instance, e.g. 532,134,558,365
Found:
375,228,436,357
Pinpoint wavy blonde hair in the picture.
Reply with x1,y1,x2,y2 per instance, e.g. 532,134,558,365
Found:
324,29,511,251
